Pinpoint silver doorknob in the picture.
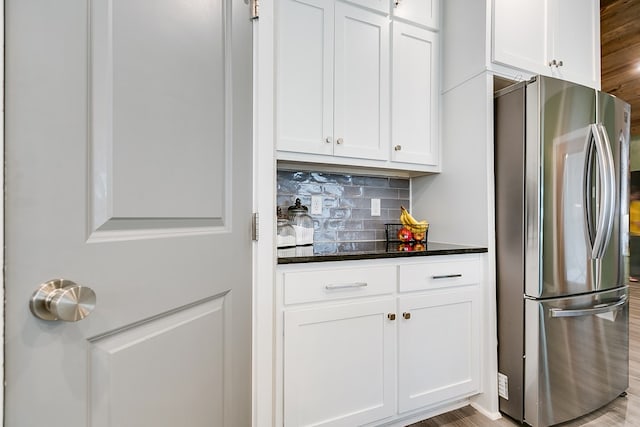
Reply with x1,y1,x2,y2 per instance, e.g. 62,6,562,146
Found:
29,279,96,321
394,145,402,151
336,137,344,145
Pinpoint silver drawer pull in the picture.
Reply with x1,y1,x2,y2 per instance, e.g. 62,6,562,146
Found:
325,282,368,290
432,274,463,280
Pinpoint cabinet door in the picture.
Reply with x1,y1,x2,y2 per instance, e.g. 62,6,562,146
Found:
548,0,600,88
333,2,390,161
397,286,481,413
284,298,396,426
277,0,334,155
492,0,547,74
346,0,390,14
392,0,439,30
391,23,438,166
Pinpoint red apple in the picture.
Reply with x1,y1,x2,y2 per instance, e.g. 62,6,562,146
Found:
397,227,413,242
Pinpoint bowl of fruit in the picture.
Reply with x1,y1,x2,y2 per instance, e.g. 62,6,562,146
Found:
385,206,429,246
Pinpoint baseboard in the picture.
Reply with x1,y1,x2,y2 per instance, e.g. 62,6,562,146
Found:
470,401,502,421
370,399,470,427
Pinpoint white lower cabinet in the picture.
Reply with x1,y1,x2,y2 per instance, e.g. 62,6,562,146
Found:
278,255,484,426
398,287,481,413
284,298,397,426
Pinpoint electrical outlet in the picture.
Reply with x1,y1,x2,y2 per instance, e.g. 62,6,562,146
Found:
371,198,381,216
311,195,323,215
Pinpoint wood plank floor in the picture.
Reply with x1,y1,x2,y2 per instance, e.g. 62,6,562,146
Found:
410,283,640,427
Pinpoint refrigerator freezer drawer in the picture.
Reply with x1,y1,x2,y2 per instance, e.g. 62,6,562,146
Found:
524,288,629,427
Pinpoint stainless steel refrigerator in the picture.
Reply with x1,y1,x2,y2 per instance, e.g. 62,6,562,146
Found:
494,75,630,427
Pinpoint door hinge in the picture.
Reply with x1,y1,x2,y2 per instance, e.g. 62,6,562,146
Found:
252,212,259,241
250,0,259,20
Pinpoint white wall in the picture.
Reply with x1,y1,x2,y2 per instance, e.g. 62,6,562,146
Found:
412,73,493,247
441,0,487,93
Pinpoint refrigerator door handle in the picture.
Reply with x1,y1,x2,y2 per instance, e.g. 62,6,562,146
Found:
584,125,597,256
586,123,616,259
549,295,627,318
595,123,617,259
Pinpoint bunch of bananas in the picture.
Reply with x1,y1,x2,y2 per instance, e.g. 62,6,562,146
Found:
400,206,428,240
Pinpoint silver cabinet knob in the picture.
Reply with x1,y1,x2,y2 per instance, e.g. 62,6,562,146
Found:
29,279,96,322
394,145,402,151
325,137,332,144
336,137,344,145
548,59,564,67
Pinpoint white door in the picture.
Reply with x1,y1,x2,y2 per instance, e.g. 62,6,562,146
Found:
276,0,335,156
5,1,253,426
492,0,547,74
397,287,481,413
391,22,438,166
333,1,389,161
548,0,600,88
283,299,396,426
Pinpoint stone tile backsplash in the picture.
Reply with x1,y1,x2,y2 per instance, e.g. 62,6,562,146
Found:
277,170,410,246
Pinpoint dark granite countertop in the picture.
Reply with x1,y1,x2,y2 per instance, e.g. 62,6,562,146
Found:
277,241,488,264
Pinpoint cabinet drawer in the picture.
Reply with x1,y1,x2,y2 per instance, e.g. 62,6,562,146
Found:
399,258,480,292
283,265,396,305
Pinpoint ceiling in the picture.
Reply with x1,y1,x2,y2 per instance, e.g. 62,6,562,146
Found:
601,0,640,135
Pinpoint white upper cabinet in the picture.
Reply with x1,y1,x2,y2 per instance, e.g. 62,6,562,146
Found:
392,0,440,30
391,22,438,166
547,0,600,88
492,0,600,89
277,0,334,156
276,0,442,173
277,0,389,162
333,2,390,161
492,0,547,74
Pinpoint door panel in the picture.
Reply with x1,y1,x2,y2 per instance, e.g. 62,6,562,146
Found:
391,22,438,166
5,0,253,425
284,299,396,426
398,287,480,413
492,0,547,73
276,0,334,155
333,2,389,161
548,0,600,88
92,0,226,223
90,296,226,427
